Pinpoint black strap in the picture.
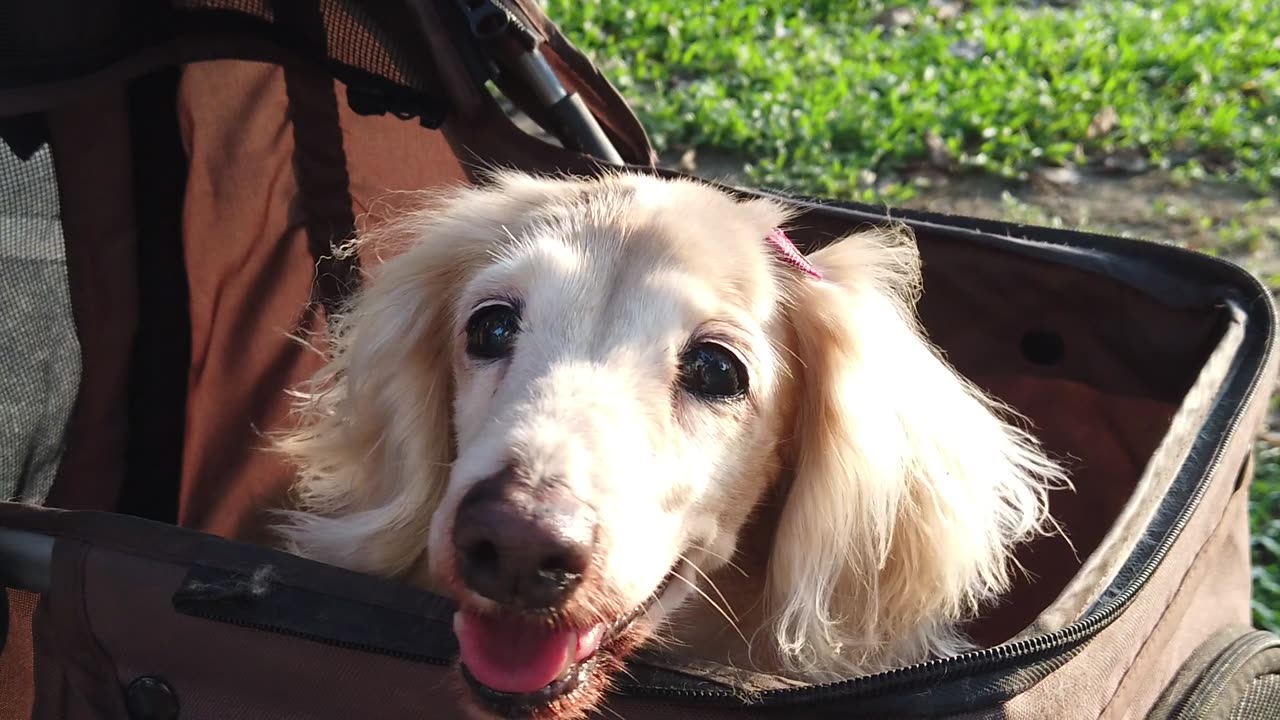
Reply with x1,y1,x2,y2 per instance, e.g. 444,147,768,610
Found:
273,1,360,317
119,68,189,525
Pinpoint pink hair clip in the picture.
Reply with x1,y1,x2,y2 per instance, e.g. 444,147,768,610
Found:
765,228,822,280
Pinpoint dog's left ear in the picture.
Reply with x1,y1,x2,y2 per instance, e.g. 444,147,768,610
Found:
766,226,1065,676
269,191,501,578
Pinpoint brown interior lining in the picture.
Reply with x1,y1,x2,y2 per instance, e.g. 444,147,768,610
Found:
1028,303,1245,641
172,59,468,544
915,237,1223,645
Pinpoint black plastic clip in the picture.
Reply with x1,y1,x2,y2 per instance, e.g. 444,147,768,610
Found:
345,85,449,130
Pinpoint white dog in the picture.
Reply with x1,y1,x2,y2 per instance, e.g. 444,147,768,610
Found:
273,172,1066,719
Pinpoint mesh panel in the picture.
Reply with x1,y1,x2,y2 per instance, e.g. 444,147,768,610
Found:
0,2,457,105
0,136,80,504
174,0,273,22
1230,675,1280,719
183,0,443,92
0,589,39,719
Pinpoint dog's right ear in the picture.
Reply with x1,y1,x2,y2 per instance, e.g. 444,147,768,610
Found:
271,193,497,578
766,225,1065,677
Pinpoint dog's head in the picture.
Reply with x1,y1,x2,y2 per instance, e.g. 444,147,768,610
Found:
275,172,1063,719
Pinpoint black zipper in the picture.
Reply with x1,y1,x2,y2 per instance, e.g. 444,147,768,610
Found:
623,201,1278,706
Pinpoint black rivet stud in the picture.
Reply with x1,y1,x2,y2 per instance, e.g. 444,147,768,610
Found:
125,676,179,720
1020,329,1066,366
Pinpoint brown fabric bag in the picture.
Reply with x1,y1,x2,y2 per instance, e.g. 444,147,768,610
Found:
2,2,1278,719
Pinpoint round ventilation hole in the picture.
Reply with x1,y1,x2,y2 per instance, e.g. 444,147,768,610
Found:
1020,329,1065,366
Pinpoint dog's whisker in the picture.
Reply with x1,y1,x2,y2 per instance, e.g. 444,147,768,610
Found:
672,565,750,648
614,663,639,683
499,224,519,245
643,623,690,650
681,554,739,624
689,546,749,578
651,633,691,650
598,698,629,720
771,335,805,370
646,596,691,649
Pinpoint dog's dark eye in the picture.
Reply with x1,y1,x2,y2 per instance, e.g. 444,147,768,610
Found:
678,342,748,399
466,303,521,360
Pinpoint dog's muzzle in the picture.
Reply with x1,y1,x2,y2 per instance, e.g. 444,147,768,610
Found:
454,563,681,713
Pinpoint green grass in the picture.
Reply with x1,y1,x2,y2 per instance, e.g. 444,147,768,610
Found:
1254,393,1280,631
547,0,1280,202
547,0,1280,630
1253,441,1280,631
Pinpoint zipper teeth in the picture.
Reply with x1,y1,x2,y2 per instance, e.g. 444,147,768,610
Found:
1177,632,1280,720
635,202,1277,703
486,0,541,44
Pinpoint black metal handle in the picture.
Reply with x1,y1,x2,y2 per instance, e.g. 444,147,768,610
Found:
508,46,625,165
450,0,625,166
544,92,624,164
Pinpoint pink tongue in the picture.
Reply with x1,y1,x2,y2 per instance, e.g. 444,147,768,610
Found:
453,612,605,695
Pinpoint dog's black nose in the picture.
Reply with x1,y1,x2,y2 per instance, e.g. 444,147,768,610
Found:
452,468,597,609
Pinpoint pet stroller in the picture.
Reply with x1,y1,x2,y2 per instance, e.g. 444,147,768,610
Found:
0,1,1277,718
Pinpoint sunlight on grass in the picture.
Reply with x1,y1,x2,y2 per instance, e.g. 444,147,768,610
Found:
1252,442,1280,631
548,0,1280,201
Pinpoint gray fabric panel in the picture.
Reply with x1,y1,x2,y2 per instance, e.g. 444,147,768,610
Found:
0,138,81,504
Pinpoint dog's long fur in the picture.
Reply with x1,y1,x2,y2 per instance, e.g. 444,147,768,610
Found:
272,171,1067,709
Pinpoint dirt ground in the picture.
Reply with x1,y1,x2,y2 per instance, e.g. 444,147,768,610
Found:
665,148,1280,287
502,97,1278,286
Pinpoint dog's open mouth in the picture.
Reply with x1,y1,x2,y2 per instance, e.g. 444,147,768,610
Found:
454,563,682,714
